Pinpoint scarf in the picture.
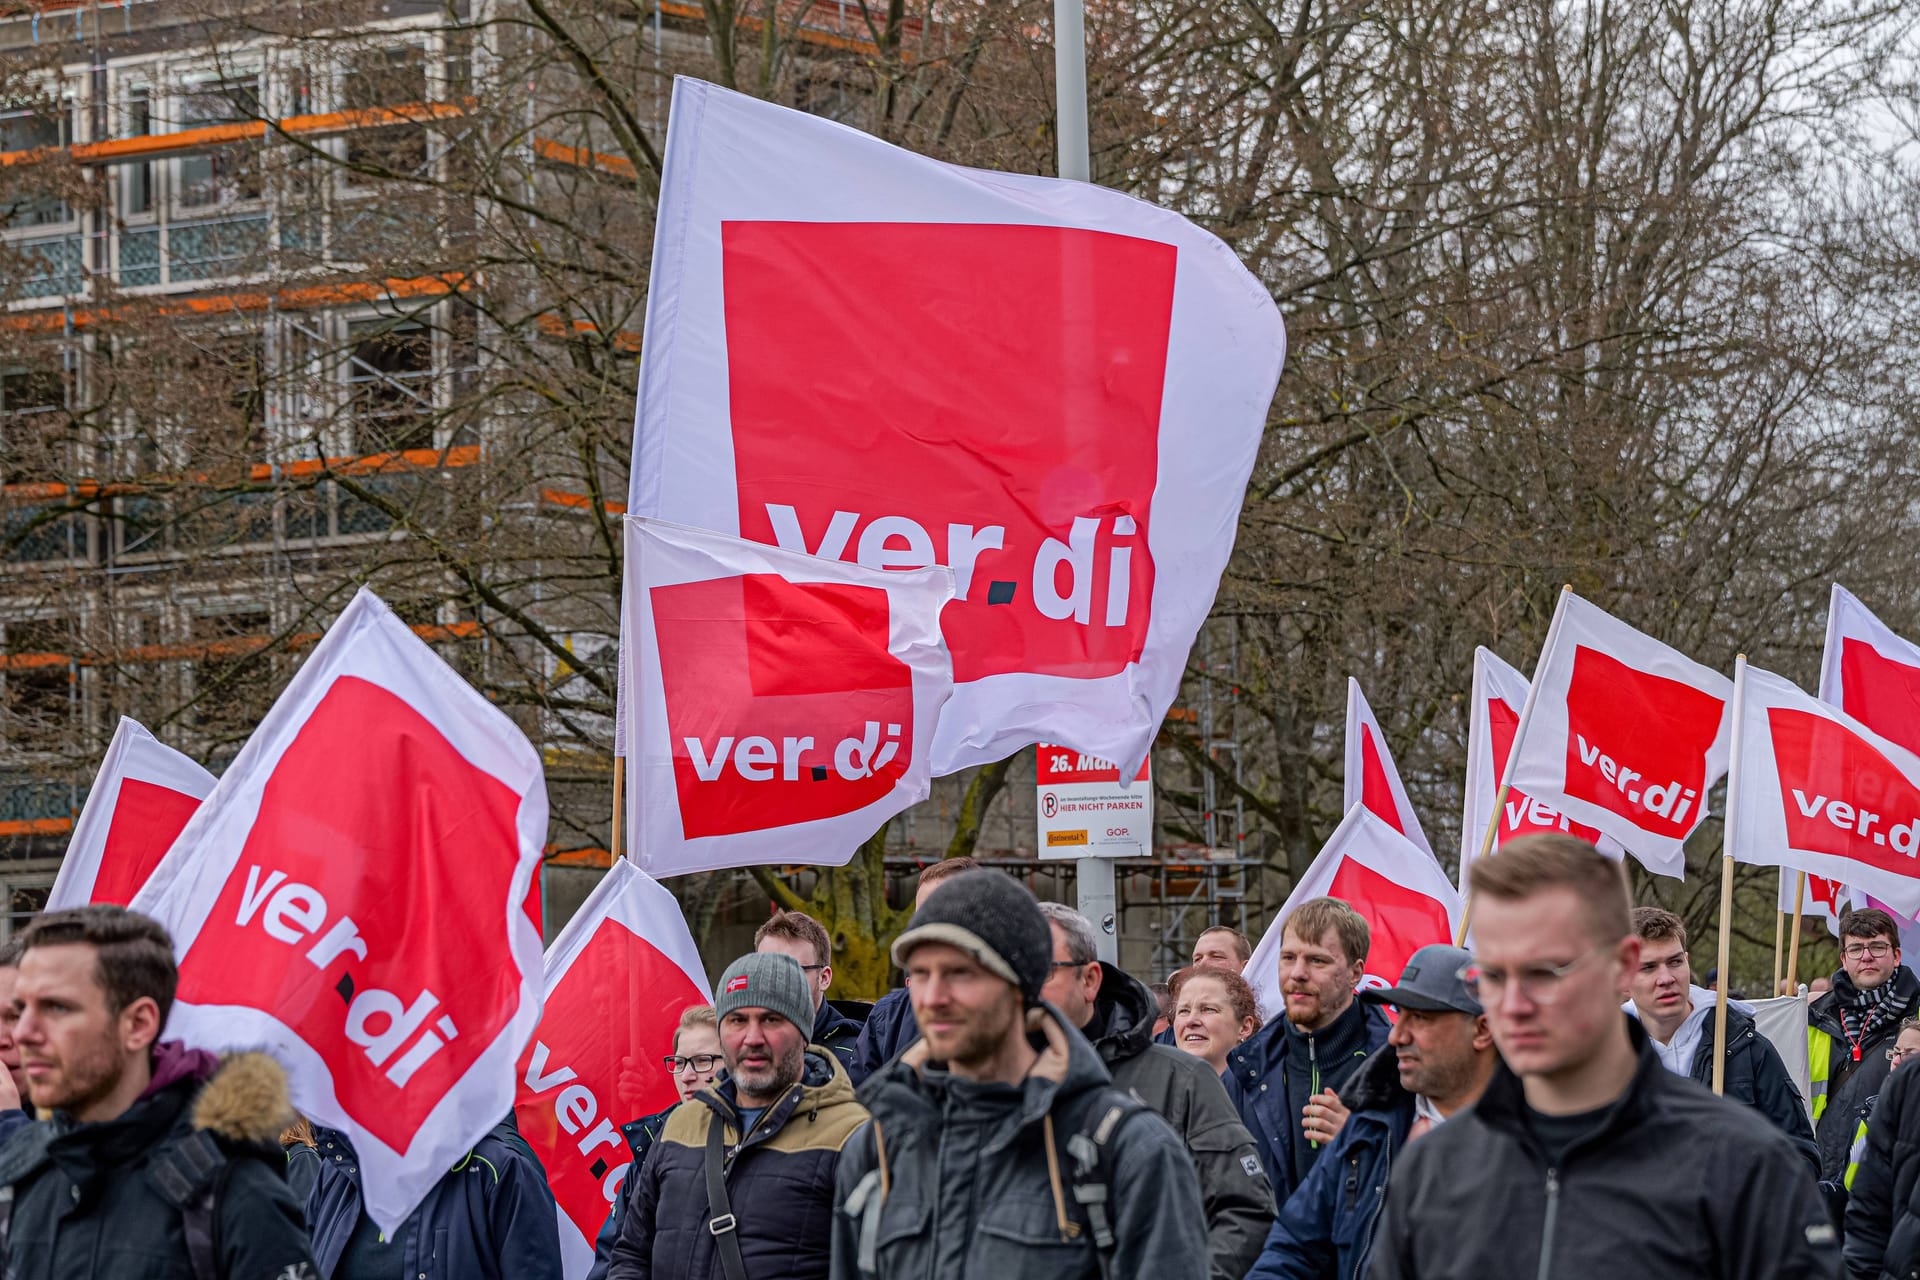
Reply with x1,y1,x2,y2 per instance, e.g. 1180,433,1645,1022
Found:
1834,965,1920,1060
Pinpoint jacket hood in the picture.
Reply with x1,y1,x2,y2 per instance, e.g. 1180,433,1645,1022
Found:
1339,1043,1412,1114
1087,961,1155,1067
190,1051,296,1146
1622,983,1754,1022
144,1040,221,1099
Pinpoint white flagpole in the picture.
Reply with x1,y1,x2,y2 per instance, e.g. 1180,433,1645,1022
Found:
1053,0,1115,961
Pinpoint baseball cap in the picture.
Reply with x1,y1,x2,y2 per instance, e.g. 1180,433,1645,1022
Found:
1359,944,1482,1015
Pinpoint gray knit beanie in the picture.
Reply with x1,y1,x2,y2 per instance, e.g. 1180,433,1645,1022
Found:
714,952,815,1035
891,870,1052,1004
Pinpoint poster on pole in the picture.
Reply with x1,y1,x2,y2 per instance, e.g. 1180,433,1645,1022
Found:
1036,744,1153,859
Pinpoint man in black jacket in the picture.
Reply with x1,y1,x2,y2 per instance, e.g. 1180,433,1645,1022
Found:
1843,1023,1920,1277
1038,902,1272,1280
755,909,868,1075
849,856,979,1084
1811,908,1920,1186
1368,836,1838,1279
0,905,318,1280
1625,906,1816,1167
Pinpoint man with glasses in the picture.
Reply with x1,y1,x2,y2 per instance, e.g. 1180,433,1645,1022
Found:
1624,907,1815,1165
756,909,868,1075
1367,835,1838,1279
1808,908,1920,1191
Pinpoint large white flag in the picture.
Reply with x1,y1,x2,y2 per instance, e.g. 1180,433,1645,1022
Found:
1727,660,1920,916
132,589,548,1234
515,861,711,1280
628,78,1285,777
1822,584,1920,760
1504,593,1731,877
1342,678,1432,859
1244,806,1460,1021
48,717,214,911
623,516,954,877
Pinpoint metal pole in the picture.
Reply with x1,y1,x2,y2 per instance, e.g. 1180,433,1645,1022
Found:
1054,0,1112,959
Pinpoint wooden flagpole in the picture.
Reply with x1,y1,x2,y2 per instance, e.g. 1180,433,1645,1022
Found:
1712,655,1748,1096
1786,871,1807,992
610,755,626,862
1774,906,1785,997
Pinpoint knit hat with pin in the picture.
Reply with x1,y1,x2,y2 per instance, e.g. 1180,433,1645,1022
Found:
714,952,815,1034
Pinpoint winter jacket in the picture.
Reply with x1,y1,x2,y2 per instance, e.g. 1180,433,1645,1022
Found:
1683,1002,1818,1171
0,1043,317,1280
609,1049,868,1280
585,1108,672,1280
850,987,918,1085
1812,969,1920,1183
831,1002,1209,1280
1083,963,1273,1280
1838,1046,1920,1278
1226,996,1390,1198
1247,1045,1414,1280
816,999,871,1077
306,1119,562,1280
1367,1017,1841,1280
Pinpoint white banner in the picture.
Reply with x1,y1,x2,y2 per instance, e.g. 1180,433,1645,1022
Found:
623,516,954,877
132,589,548,1234
628,78,1285,778
48,717,214,911
1343,677,1432,859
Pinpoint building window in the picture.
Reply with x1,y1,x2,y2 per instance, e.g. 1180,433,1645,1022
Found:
2,878,52,939
190,610,271,739
122,86,155,218
3,620,74,739
341,46,430,184
0,101,74,227
347,318,435,454
0,363,68,484
175,74,262,210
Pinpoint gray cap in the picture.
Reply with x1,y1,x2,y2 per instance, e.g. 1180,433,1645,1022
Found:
1358,944,1482,1016
714,952,815,1036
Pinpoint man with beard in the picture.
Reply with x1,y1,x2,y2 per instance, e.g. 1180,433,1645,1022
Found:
1247,943,1497,1280
0,905,317,1280
833,870,1206,1278
1226,898,1389,1200
609,953,867,1280
1809,908,1920,1189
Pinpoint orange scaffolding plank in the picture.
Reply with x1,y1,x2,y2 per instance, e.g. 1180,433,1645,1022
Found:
0,273,470,333
0,102,471,170
0,619,481,672
0,443,481,503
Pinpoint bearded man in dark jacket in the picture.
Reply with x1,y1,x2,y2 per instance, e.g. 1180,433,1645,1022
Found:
0,906,317,1280
1037,902,1272,1280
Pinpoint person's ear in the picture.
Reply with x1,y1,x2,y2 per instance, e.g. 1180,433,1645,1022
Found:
819,964,833,993
1471,1014,1495,1052
119,996,162,1056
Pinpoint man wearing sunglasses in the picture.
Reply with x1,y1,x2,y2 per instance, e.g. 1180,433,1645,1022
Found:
1367,835,1838,1279
1808,908,1920,1190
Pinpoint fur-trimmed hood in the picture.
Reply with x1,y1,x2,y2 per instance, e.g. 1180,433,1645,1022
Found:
190,1051,296,1147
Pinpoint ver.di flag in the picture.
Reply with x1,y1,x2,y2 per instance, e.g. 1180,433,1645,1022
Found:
624,516,954,876
1504,592,1731,877
1778,868,1847,937
132,589,548,1234
1243,805,1460,1021
1726,660,1920,916
516,860,710,1279
628,78,1285,778
1459,647,1623,890
1821,585,1920,759
1343,678,1433,859
47,717,213,911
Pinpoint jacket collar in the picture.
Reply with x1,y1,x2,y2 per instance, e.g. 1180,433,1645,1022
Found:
1233,991,1379,1074
1472,1015,1667,1153
1340,1043,1412,1113
1085,963,1155,1068
699,1047,858,1146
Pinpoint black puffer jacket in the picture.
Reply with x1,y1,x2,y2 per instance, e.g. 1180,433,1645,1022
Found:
1812,970,1920,1182
1085,963,1273,1280
1843,1049,1920,1278
850,987,918,1086
832,1003,1208,1280
0,1043,317,1280
1367,1018,1839,1280
608,1050,868,1280
815,999,870,1077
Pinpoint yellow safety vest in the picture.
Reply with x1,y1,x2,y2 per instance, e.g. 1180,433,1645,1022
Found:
1809,1025,1834,1123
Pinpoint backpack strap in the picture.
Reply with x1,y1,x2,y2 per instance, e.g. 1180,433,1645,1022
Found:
1056,1088,1149,1276
148,1130,227,1280
703,1113,750,1280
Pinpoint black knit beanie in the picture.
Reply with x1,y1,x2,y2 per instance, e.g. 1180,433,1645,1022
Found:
890,870,1052,1005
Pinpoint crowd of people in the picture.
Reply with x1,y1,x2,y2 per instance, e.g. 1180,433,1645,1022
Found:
3,835,1919,1277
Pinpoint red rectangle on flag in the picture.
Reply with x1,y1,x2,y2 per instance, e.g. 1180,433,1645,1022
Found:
1560,645,1722,839
1770,707,1920,867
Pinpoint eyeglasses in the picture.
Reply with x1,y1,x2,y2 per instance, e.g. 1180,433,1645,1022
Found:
663,1054,724,1074
1888,1046,1920,1063
1049,960,1088,971
1458,947,1602,1005
1844,942,1895,960
800,964,826,973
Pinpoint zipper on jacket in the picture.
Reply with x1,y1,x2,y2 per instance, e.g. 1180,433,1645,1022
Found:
1536,1168,1559,1280
1308,1036,1321,1150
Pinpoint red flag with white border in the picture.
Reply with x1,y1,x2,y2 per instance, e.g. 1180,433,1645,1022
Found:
624,516,954,877
131,588,548,1233
1778,869,1847,937
48,717,213,911
627,78,1285,779
1728,661,1920,916
1504,592,1731,877
515,860,710,1279
1343,678,1432,859
1243,805,1460,1020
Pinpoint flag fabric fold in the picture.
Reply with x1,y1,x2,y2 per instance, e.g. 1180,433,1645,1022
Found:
1343,678,1433,859
47,717,214,911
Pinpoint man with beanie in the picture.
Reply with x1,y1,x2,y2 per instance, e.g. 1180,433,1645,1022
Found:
1038,902,1273,1280
832,870,1208,1279
609,952,867,1280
